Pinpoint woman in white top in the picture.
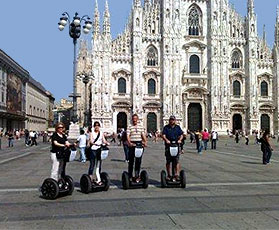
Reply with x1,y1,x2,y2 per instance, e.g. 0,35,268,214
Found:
88,121,109,185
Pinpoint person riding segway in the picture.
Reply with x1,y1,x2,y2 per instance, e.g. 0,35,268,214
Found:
161,116,186,188
41,122,75,200
122,114,148,190
80,121,111,193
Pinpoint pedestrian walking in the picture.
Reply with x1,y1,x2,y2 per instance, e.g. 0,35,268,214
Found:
245,133,249,145
30,131,38,146
235,131,240,143
258,130,273,165
111,132,116,143
8,131,14,147
201,128,209,150
76,130,87,163
24,129,30,146
121,130,129,162
211,131,218,149
195,130,203,154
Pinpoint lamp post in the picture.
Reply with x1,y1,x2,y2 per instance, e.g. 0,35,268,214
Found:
58,12,92,123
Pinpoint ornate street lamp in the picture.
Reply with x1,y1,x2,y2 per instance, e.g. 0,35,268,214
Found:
58,12,92,123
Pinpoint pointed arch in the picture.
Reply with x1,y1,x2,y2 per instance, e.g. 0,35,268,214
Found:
261,81,268,96
146,45,158,66
233,80,241,97
188,4,202,36
231,49,243,69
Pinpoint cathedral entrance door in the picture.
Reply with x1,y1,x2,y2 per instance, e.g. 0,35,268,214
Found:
117,112,127,131
188,103,202,131
261,114,270,132
233,114,242,133
147,112,157,133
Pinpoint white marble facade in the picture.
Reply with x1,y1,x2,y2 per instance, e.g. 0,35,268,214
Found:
76,0,279,135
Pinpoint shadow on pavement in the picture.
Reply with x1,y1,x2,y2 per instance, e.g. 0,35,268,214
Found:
241,161,262,165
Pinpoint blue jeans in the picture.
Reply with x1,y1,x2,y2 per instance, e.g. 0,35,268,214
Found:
203,140,208,150
88,149,102,176
79,147,86,161
8,139,13,147
123,144,129,161
198,140,203,153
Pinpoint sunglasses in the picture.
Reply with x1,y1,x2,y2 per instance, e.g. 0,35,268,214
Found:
57,127,64,129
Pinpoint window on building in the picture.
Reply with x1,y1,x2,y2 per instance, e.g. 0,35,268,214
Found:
233,80,241,97
190,55,200,74
232,50,242,69
261,81,268,96
147,46,158,66
118,78,126,94
188,5,201,36
30,105,32,115
148,79,156,95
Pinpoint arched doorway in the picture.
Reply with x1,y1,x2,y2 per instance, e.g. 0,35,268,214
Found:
188,103,202,131
233,114,242,133
147,113,157,133
117,112,127,131
261,114,270,132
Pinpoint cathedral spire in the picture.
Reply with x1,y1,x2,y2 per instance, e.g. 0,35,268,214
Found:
133,0,141,8
263,24,266,43
103,0,111,37
93,0,100,37
275,6,279,47
247,0,255,16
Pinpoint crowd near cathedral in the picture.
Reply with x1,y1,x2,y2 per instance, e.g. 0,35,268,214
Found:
76,0,279,135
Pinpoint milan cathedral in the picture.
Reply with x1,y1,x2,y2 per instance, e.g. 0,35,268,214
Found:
76,0,279,135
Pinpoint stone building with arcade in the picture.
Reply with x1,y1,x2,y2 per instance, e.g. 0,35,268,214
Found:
76,0,279,135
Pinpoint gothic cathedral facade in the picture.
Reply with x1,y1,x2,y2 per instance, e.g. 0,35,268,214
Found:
76,0,279,135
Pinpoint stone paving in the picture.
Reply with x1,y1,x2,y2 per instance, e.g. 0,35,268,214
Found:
0,136,279,229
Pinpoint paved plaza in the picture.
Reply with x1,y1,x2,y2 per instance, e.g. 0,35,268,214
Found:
0,137,279,229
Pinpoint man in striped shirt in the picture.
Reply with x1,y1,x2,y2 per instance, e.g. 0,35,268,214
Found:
127,114,147,183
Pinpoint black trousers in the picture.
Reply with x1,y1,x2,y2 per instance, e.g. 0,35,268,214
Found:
211,140,217,149
128,142,143,178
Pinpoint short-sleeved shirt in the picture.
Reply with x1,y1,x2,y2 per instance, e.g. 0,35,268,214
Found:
162,125,183,144
127,124,145,142
77,134,87,148
51,132,67,153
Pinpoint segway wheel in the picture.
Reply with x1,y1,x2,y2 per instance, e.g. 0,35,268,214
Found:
161,170,167,188
80,174,92,194
122,171,130,190
41,178,59,200
101,172,110,191
140,170,149,189
180,170,186,188
64,175,74,195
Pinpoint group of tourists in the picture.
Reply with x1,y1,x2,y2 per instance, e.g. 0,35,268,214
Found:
49,114,188,185
49,114,276,189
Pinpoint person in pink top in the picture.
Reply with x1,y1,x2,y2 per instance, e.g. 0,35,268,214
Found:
201,129,210,150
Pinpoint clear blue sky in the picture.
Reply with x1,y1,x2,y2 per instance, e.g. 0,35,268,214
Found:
0,0,277,101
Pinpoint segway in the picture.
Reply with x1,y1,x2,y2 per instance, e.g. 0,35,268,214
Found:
80,145,111,193
161,141,186,188
41,175,74,200
41,145,75,200
122,143,149,190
